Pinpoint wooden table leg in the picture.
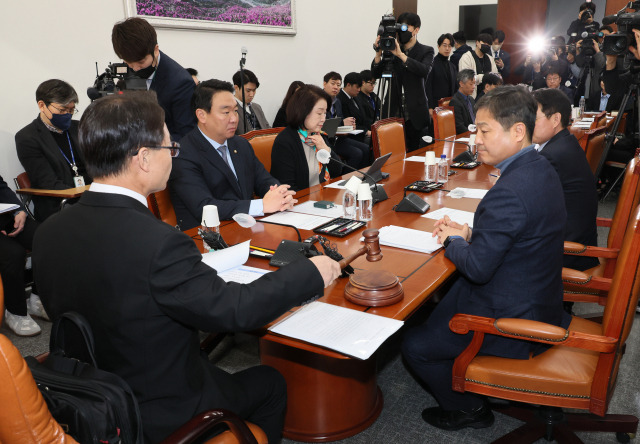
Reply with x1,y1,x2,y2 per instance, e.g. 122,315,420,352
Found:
260,338,383,442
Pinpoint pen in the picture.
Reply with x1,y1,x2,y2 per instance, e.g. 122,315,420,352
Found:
250,245,275,254
339,222,359,233
322,223,341,232
489,173,500,178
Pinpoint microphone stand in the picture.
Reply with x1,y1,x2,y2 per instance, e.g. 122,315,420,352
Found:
254,219,302,242
239,51,248,134
424,137,477,163
319,153,388,204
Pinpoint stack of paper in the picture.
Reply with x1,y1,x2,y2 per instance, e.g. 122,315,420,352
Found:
269,301,404,360
0,203,20,215
423,207,476,227
201,240,270,284
261,211,333,230
363,225,441,254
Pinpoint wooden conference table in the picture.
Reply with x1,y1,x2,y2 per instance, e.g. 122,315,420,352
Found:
190,137,499,442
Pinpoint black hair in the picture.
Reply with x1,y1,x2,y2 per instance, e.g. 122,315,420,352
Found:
532,88,571,129
397,12,421,28
286,84,331,129
35,79,79,106
493,30,506,43
360,69,375,83
480,27,494,36
281,80,306,109
475,85,537,140
323,71,342,83
186,68,198,76
78,91,165,179
437,33,455,47
600,25,614,33
343,72,363,87
580,2,596,13
232,69,260,88
479,72,504,91
112,17,157,63
191,79,234,114
477,33,493,46
452,30,466,44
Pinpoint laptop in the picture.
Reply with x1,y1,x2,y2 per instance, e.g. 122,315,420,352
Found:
336,152,392,186
321,118,342,138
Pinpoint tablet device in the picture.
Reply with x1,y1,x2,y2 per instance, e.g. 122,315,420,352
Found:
363,152,392,184
321,118,342,138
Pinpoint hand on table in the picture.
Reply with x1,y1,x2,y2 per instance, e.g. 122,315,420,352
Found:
432,215,471,244
263,184,297,213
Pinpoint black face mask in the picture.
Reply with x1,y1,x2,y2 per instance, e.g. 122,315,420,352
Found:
479,44,491,55
134,55,156,79
398,29,413,45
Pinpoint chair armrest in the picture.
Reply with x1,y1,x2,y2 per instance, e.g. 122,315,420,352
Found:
563,241,619,259
596,217,612,228
161,409,259,444
562,268,612,291
16,185,90,199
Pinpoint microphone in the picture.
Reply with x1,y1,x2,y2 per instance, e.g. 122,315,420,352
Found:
87,87,102,101
316,150,388,204
240,46,248,67
602,14,617,26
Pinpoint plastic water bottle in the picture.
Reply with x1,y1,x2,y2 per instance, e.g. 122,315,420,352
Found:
425,151,437,182
342,189,357,219
437,154,449,184
578,96,585,118
357,183,373,222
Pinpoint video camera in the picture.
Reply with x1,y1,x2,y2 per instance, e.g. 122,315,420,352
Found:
602,1,640,57
87,62,147,101
375,14,409,77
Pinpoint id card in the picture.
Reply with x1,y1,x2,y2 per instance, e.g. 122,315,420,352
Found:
73,176,86,187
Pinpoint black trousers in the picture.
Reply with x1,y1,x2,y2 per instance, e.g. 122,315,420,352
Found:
0,214,37,315
333,137,370,169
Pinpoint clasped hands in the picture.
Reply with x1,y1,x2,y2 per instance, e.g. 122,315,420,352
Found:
263,184,297,214
432,215,471,244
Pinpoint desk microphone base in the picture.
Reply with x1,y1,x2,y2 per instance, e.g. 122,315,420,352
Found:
344,270,404,307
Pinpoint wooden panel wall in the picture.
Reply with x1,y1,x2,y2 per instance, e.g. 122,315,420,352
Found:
393,0,417,17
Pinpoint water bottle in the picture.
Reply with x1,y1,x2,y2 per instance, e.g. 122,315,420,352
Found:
357,183,373,222
578,96,585,119
437,154,449,184
342,176,361,219
425,151,437,182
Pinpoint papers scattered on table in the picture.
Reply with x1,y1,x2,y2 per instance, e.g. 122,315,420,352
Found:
269,301,404,360
289,201,344,219
262,211,333,230
201,240,270,283
448,187,489,199
336,129,364,136
405,155,426,163
0,203,20,215
362,225,441,254
423,207,476,228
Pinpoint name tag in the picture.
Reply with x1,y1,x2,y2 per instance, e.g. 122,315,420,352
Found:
73,176,85,187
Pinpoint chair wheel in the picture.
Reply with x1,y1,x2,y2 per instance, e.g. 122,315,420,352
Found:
616,431,632,443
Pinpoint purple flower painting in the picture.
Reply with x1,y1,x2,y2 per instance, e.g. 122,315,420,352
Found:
135,0,293,28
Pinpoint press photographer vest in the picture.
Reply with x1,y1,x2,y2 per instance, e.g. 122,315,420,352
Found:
471,52,492,75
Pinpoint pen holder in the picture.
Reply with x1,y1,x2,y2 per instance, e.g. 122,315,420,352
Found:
313,217,367,237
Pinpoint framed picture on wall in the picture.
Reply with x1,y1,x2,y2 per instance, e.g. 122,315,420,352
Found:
123,0,297,35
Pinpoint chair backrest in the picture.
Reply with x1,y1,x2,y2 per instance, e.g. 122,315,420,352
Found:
438,97,452,108
240,127,284,172
591,111,607,130
147,187,178,228
371,117,406,163
608,156,640,251
583,126,607,175
15,172,32,189
13,172,36,220
432,107,456,140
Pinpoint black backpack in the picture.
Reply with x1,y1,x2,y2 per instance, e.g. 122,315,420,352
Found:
25,312,144,444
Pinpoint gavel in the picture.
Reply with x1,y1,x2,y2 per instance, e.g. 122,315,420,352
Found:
338,229,382,269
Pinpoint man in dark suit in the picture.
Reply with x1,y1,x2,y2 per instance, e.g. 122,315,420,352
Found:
403,85,569,431
15,79,92,222
450,31,472,70
357,69,380,129
532,88,599,271
338,72,371,144
33,92,341,443
492,30,511,79
232,69,271,135
112,17,196,141
170,79,296,230
371,12,434,150
426,33,458,112
450,69,476,134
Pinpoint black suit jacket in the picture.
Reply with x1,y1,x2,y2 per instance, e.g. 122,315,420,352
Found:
270,127,343,192
337,90,367,132
15,117,90,221
450,91,475,134
0,175,24,211
493,48,511,78
426,54,458,109
356,91,380,129
169,128,278,229
371,40,435,131
151,51,197,141
326,97,343,119
539,129,599,271
33,191,324,443
450,44,472,69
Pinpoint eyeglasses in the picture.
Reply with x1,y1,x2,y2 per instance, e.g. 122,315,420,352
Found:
131,141,180,158
48,104,78,115
366,81,377,86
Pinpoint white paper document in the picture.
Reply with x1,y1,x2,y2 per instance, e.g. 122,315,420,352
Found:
269,301,404,360
0,203,20,215
289,201,345,219
336,129,364,136
455,137,471,143
324,181,347,189
261,211,333,230
449,187,489,199
362,225,442,254
201,240,270,283
423,207,476,228
405,155,426,163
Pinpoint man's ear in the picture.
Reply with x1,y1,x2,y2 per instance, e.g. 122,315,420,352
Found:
512,122,527,143
195,108,207,124
135,147,152,173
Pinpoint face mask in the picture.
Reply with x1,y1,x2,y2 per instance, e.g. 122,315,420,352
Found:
491,44,501,53
398,24,412,45
134,56,156,79
50,112,73,131
480,44,492,55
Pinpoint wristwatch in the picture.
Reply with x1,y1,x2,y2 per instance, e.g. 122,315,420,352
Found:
443,235,463,248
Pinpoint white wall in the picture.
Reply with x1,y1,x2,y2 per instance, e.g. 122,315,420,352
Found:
0,0,492,188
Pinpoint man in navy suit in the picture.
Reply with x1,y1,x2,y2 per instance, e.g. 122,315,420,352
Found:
112,17,196,140
492,30,511,79
403,85,569,432
170,79,296,230
450,69,476,134
337,72,372,144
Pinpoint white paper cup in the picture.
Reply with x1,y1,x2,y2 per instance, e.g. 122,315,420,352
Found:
357,183,373,201
344,176,363,194
201,205,220,228
425,151,437,165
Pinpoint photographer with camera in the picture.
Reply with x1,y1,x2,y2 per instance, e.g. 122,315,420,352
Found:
567,2,600,44
371,12,434,150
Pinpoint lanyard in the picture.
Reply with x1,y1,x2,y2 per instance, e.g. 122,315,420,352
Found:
58,131,79,176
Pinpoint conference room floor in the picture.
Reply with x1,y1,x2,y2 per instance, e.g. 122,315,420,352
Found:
7,197,639,444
